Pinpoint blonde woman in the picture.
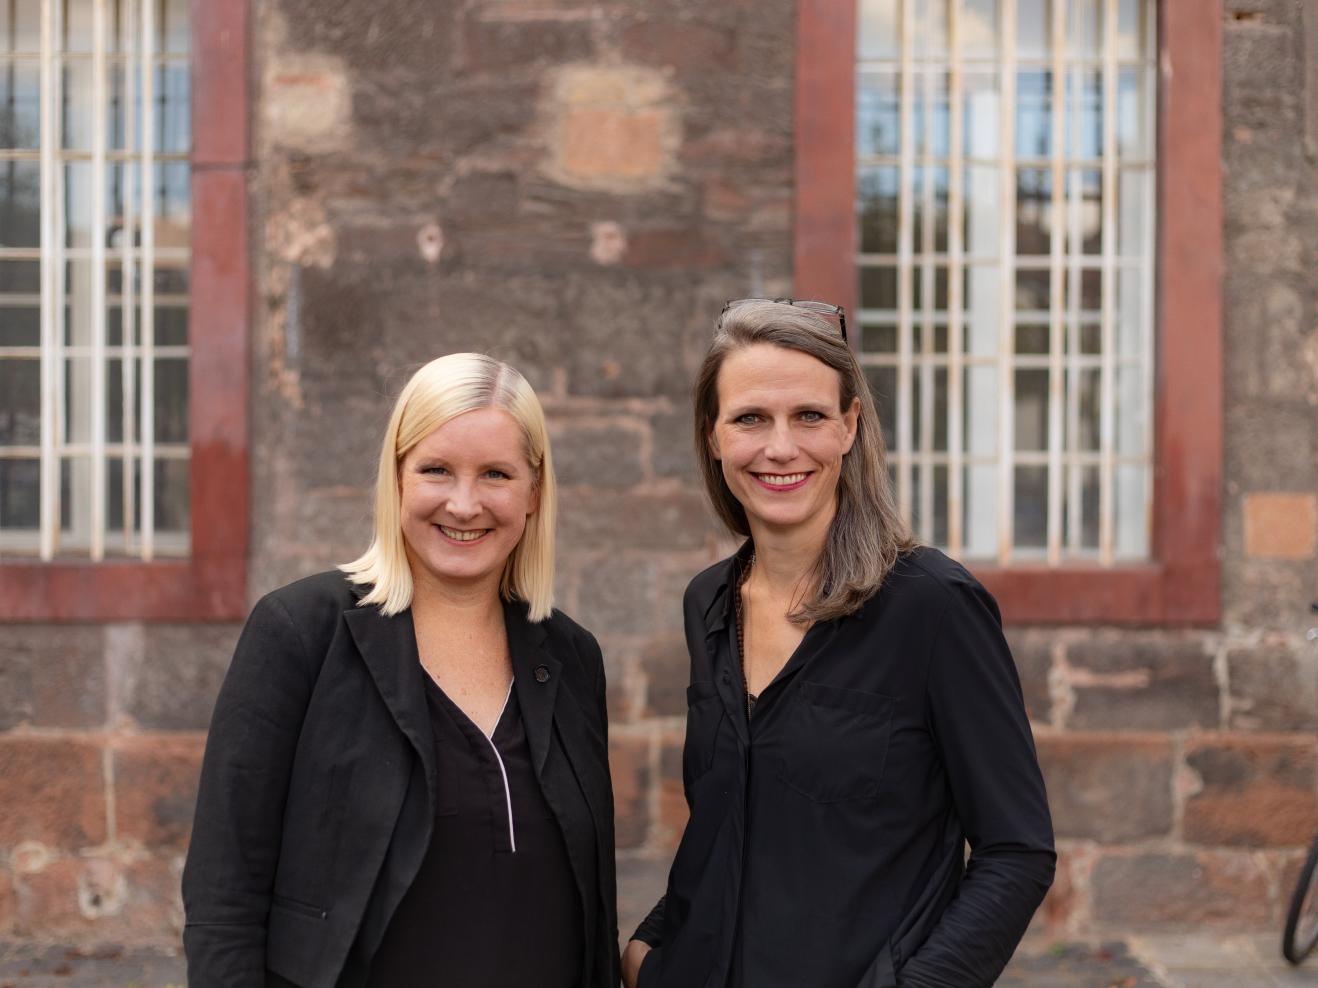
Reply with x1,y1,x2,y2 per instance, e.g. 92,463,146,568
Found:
184,354,618,988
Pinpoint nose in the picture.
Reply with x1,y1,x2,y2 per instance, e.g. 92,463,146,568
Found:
763,420,799,462
444,479,481,521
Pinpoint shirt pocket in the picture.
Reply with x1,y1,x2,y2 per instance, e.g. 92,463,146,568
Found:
683,680,724,787
777,681,896,803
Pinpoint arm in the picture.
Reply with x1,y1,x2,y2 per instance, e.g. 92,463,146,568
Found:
896,575,1056,987
181,594,321,988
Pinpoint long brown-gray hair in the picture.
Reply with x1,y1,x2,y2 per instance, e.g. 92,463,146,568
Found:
693,299,915,623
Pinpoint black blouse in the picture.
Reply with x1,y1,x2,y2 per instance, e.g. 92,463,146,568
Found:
633,544,1055,988
368,676,583,987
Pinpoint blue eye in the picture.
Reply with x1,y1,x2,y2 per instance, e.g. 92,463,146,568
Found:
484,469,510,480
422,465,449,476
735,413,761,425
801,410,824,423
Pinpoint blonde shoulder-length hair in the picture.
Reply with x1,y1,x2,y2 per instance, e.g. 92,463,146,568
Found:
340,353,557,621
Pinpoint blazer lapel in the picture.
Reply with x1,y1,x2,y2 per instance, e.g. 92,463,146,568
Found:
505,598,561,776
342,604,437,807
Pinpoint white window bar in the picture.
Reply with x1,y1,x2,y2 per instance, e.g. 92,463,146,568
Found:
121,0,139,554
38,0,61,558
918,34,936,543
1046,0,1067,564
995,0,1017,564
896,1,915,521
140,0,157,561
946,0,964,554
0,0,189,560
90,0,108,560
1098,0,1118,564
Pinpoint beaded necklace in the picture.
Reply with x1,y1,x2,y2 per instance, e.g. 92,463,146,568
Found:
733,553,757,718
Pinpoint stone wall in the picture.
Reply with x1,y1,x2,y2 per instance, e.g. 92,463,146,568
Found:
0,0,1314,947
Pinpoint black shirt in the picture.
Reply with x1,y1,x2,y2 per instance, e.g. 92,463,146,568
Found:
633,545,1055,988
368,676,584,987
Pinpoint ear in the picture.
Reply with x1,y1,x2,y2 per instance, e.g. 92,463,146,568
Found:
840,396,860,454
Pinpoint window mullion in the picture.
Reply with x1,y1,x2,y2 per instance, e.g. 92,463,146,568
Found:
90,0,109,561
1046,0,1067,565
121,0,139,554
946,0,965,557
919,45,936,543
1098,0,1118,564
140,0,156,561
996,0,1017,564
896,0,915,527
38,0,62,560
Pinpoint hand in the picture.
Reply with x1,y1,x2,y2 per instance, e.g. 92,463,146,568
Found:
622,939,652,988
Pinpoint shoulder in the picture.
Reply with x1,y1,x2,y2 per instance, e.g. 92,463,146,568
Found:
683,555,735,614
538,607,605,678
257,569,359,618
880,545,997,619
246,570,360,646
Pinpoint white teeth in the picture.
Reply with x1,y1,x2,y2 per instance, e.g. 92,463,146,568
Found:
757,473,808,487
439,526,487,542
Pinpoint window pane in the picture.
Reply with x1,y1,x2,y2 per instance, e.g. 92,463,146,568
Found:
0,159,40,247
1117,66,1151,157
866,365,898,451
0,305,40,346
156,61,191,153
1115,463,1148,558
154,456,189,533
858,69,900,157
0,2,41,52
964,365,997,453
860,265,898,310
0,60,41,149
859,166,900,254
153,357,188,443
0,259,40,293
160,0,192,55
1016,69,1052,158
964,164,1000,255
1014,465,1048,549
1116,0,1152,61
859,0,900,60
0,357,40,444
863,323,898,352
1068,0,1103,58
913,70,949,158
963,71,999,157
962,0,999,57
1066,69,1103,159
1017,0,1051,60
1016,167,1052,255
1014,368,1049,451
963,463,998,557
0,457,39,528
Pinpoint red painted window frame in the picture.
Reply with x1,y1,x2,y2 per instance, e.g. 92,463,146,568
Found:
796,0,1222,626
0,1,249,621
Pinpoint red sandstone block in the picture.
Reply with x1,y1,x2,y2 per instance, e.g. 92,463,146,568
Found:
1090,850,1272,929
12,852,181,941
1182,736,1317,847
1035,734,1175,842
0,738,106,848
1243,492,1317,559
112,737,206,850
609,735,652,850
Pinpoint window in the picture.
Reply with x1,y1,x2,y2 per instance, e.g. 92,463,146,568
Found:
796,0,1222,623
1,0,191,561
0,0,248,620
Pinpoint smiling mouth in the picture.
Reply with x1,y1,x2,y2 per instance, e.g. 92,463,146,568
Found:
436,525,491,543
752,472,812,490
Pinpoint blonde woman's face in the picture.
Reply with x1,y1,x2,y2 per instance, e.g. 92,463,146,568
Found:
398,407,539,597
709,343,858,536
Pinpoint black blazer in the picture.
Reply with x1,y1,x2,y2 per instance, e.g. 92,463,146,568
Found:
182,571,620,988
633,545,1054,988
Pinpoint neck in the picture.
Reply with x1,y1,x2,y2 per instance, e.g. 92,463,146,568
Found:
745,500,834,597
408,564,505,625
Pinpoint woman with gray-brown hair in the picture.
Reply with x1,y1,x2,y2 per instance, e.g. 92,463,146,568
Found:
622,299,1054,988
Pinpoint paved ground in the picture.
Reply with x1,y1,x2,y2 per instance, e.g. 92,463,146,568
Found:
0,857,1311,986
0,935,1313,986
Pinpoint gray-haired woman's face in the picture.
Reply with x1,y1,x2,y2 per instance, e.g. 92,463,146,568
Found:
707,343,859,535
